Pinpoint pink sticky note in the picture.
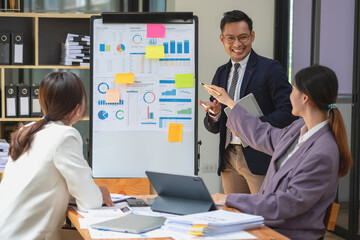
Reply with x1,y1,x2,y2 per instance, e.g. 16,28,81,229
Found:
147,24,165,38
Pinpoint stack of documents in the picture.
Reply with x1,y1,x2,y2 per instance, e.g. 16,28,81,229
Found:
0,139,9,172
60,33,90,66
164,209,264,236
69,193,133,206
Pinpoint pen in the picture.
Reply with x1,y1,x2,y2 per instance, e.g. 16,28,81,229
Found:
200,82,222,96
201,103,215,114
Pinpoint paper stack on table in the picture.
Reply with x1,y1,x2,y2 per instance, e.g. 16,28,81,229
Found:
164,209,264,237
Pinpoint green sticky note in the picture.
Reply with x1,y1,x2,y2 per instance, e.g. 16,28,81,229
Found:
175,74,194,88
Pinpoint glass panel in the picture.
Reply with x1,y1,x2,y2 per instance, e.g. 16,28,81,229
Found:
149,0,166,12
24,0,120,13
319,0,355,94
289,0,312,82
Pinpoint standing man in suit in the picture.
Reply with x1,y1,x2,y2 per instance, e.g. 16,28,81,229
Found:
199,10,296,194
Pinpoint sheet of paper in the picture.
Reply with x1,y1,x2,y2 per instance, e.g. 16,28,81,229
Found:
166,209,263,227
115,73,134,84
167,229,257,240
175,73,194,88
146,46,165,59
147,24,166,38
168,123,183,142
72,201,129,216
105,89,121,103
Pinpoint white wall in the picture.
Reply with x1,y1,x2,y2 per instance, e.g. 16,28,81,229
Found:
168,0,275,193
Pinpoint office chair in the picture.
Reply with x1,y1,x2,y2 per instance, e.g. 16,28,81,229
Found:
319,202,340,240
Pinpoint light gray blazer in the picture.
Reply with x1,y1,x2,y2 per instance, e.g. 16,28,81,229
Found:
225,104,339,240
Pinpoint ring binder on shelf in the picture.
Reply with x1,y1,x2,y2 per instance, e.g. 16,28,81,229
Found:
11,32,23,65
30,85,41,117
0,32,10,65
18,85,30,117
5,85,17,117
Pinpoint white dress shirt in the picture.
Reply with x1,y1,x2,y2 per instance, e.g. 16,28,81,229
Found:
210,53,250,145
0,121,102,240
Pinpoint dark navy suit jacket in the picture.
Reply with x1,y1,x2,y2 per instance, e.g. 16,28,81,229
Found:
204,49,296,175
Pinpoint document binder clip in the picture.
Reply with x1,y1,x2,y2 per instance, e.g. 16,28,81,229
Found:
11,33,24,65
18,85,30,117
0,33,10,65
5,85,18,118
30,85,42,117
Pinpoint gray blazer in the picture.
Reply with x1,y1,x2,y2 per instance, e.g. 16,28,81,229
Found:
225,104,339,240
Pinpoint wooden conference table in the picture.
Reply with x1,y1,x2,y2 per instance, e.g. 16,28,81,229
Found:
66,195,290,240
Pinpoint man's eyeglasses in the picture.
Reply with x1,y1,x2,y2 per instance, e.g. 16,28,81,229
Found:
223,34,251,44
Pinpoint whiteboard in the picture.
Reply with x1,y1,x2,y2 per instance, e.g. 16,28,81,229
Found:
90,14,198,178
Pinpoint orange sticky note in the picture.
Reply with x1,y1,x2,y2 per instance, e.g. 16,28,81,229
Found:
146,46,165,59
168,123,183,142
115,73,134,84
105,89,120,103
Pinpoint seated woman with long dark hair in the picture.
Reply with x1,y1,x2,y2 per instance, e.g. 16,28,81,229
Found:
0,72,114,239
205,65,352,240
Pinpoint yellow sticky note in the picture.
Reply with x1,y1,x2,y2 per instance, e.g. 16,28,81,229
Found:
146,46,165,59
115,73,134,84
175,73,194,88
168,123,183,142
105,89,120,103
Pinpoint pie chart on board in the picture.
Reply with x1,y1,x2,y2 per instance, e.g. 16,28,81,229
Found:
98,110,108,120
117,44,125,52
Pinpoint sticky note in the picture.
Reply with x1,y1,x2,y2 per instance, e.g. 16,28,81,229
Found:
105,89,120,103
115,73,134,84
147,24,166,38
146,46,165,59
168,123,183,142
175,73,194,88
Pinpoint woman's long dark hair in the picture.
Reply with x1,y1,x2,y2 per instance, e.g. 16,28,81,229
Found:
8,71,87,161
294,65,352,177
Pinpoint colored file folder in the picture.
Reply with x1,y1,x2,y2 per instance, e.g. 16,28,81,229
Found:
0,32,10,65
30,85,42,117
5,85,17,117
18,85,30,117
11,32,23,65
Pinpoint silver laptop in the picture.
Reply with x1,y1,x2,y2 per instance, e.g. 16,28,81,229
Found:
90,213,165,233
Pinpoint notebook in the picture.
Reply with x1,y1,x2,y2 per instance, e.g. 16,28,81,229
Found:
90,213,165,233
224,93,263,117
224,93,263,147
145,171,217,215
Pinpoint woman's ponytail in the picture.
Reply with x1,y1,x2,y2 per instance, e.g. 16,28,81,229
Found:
329,108,352,177
9,117,48,161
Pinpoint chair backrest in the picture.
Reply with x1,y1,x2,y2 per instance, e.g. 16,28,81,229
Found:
324,202,340,231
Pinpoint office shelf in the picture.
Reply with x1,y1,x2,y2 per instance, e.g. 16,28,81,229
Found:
0,116,89,122
0,65,90,69
0,12,95,138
